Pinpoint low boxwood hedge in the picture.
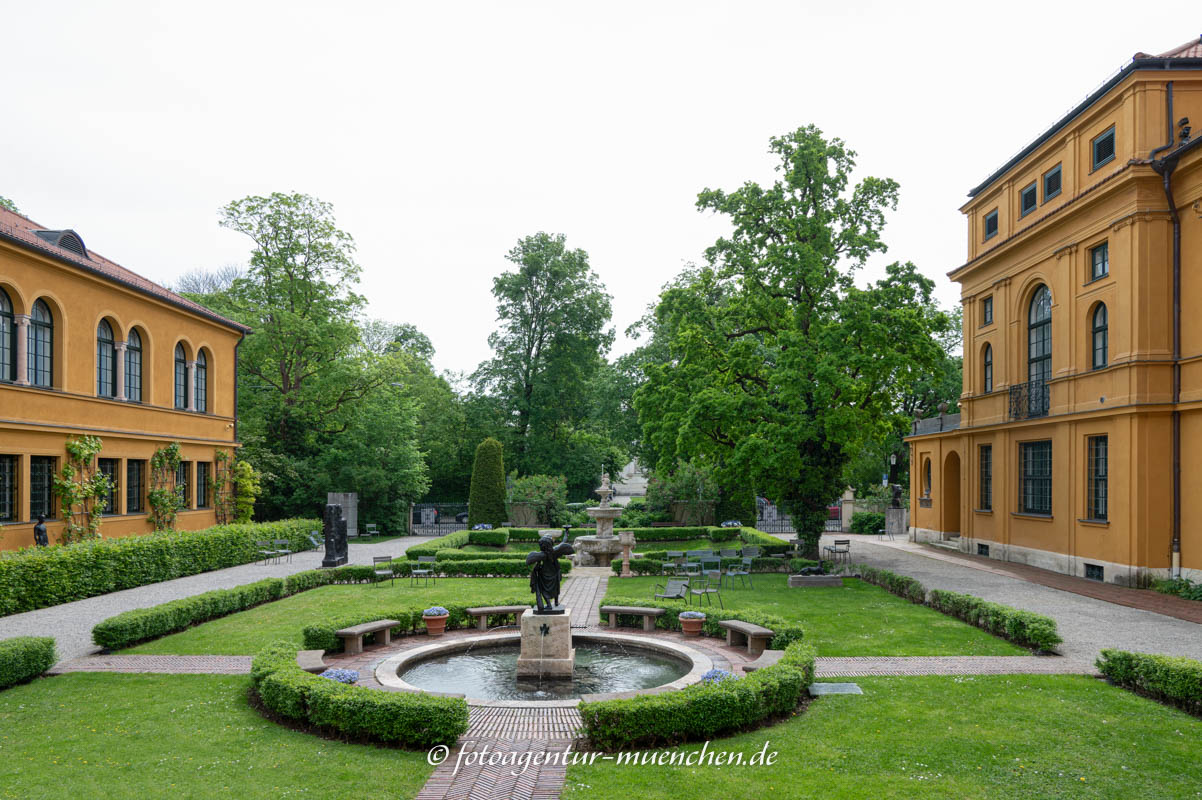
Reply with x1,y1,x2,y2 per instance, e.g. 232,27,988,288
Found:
301,597,531,652
597,601,804,649
433,550,529,562
579,641,816,749
611,556,815,576
0,519,319,616
855,564,928,604
0,636,56,691
467,529,509,547
391,558,569,578
251,642,468,747
927,589,1062,651
1096,649,1202,716
404,529,471,559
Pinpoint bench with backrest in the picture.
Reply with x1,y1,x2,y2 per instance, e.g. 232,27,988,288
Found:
824,539,851,562
717,619,775,655
741,649,784,673
335,619,400,655
600,605,665,632
296,649,327,674
465,605,529,630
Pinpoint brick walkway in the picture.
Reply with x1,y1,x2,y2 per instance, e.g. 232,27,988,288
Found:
47,654,252,674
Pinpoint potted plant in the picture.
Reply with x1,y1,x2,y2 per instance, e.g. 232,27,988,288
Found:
679,610,706,636
423,606,450,636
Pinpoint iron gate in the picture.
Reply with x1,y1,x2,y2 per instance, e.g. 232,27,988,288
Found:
410,503,469,535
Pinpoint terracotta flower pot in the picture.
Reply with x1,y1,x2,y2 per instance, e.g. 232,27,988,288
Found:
680,617,705,636
424,614,449,636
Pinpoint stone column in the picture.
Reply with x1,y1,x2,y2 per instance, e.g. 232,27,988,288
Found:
114,342,127,401
14,315,29,385
186,361,197,411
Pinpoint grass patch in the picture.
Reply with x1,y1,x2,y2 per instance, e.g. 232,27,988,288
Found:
122,578,528,655
565,675,1202,799
602,575,1024,656
0,673,433,800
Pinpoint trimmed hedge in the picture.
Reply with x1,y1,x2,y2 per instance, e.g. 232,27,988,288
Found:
404,529,471,559
611,556,814,576
467,529,509,547
434,550,529,562
1096,649,1202,715
301,597,531,652
849,511,886,535
0,519,319,616
739,527,792,555
251,642,468,747
579,641,816,749
927,589,1063,651
597,601,804,650
467,438,507,528
0,636,56,691
391,558,570,578
856,564,928,604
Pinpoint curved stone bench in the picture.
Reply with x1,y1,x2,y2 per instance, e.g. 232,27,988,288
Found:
335,619,400,655
465,605,529,631
296,649,327,674
741,649,784,673
717,619,775,655
600,605,665,632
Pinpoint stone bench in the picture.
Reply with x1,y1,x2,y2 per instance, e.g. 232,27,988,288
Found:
335,619,400,655
296,649,327,674
600,605,665,632
788,574,843,588
717,619,775,655
741,649,784,673
465,605,529,631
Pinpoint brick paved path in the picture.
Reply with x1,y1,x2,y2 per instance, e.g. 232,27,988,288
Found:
47,654,252,674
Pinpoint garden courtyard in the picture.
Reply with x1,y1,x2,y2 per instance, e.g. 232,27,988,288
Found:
3,530,1201,800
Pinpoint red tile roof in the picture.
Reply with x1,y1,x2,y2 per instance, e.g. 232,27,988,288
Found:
0,205,249,333
1133,35,1202,60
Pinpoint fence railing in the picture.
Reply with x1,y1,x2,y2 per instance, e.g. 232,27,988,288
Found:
1008,379,1050,420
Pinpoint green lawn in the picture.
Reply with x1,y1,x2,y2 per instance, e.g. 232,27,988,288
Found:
565,675,1202,799
0,673,434,800
122,578,529,655
603,575,1025,656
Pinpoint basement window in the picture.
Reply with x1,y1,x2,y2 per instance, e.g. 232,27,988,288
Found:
1084,563,1105,582
977,543,990,557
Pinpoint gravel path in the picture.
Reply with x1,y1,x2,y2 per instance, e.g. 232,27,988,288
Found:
0,536,434,663
832,536,1202,666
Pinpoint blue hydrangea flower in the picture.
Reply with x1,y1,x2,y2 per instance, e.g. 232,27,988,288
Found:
471,524,493,530
700,668,736,684
423,606,450,616
720,520,743,528
319,668,359,684
679,611,706,619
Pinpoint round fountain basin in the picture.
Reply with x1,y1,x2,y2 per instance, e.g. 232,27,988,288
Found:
376,631,714,708
400,642,688,701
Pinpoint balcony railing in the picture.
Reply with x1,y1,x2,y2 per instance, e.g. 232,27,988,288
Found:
1009,379,1049,420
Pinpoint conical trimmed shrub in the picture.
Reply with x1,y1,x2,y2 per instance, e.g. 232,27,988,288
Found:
467,438,507,527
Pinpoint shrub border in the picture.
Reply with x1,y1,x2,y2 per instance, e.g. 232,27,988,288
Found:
1096,649,1202,717
0,636,57,691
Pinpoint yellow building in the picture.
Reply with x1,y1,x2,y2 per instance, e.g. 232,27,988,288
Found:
0,205,248,550
908,36,1202,585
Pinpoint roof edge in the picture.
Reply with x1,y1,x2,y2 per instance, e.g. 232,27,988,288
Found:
0,228,251,334
966,57,1202,199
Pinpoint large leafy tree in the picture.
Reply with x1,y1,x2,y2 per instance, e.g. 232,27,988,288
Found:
474,232,616,497
635,125,952,543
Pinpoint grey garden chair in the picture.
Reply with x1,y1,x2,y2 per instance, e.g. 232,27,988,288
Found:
307,531,323,551
653,579,689,602
688,578,723,608
365,523,380,538
719,548,739,558
273,539,293,563
410,556,437,587
373,556,394,587
700,557,722,581
661,550,685,575
878,527,895,542
824,539,851,563
724,557,752,589
742,546,761,559
256,540,279,565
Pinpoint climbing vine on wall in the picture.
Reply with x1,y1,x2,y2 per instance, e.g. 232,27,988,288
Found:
212,449,237,524
149,442,183,531
233,459,260,523
53,435,111,544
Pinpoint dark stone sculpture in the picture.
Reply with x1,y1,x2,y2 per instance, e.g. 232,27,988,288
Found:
525,534,575,614
890,483,903,508
33,515,48,547
321,503,349,568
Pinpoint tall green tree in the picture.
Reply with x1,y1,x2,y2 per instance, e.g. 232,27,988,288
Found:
474,232,615,496
635,125,952,544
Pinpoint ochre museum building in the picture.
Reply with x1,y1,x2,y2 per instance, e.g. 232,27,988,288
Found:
908,36,1202,585
0,205,248,550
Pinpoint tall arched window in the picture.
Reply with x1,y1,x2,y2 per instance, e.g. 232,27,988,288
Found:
125,329,142,402
174,343,187,409
1028,286,1052,385
97,320,116,397
0,289,14,382
983,344,993,394
1091,304,1108,369
28,299,53,387
194,350,207,413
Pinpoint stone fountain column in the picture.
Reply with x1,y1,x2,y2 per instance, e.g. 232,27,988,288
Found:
576,473,624,567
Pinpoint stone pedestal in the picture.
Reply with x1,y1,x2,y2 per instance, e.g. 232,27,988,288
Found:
515,607,575,678
885,507,908,540
618,530,635,578
788,574,843,588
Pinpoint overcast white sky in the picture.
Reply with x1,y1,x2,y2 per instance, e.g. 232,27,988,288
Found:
1,2,1194,373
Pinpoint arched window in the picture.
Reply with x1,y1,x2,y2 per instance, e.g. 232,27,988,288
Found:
1028,286,1052,384
194,350,207,413
1091,304,1108,369
0,289,13,382
983,344,993,394
125,329,142,402
96,320,116,397
174,343,187,409
28,299,53,387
